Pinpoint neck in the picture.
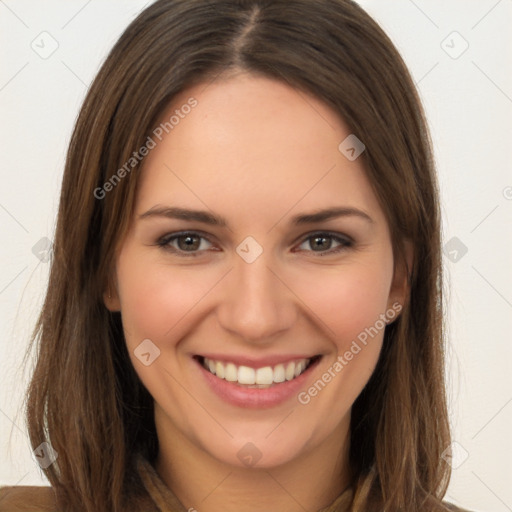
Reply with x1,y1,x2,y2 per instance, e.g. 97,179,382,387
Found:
154,411,352,512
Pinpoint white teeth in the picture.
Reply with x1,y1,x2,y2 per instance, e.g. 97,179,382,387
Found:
238,366,255,385
273,364,285,383
225,363,238,382
285,362,295,381
215,361,225,379
294,361,305,378
202,357,312,386
255,366,273,385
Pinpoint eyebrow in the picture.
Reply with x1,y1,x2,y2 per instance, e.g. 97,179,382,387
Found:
138,205,374,227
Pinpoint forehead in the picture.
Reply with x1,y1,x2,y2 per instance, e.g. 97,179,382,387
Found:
135,73,384,226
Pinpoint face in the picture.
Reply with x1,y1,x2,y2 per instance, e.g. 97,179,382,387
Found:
106,72,409,469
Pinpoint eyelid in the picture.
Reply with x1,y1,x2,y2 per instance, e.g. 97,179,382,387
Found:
156,230,216,256
293,230,354,245
293,231,353,255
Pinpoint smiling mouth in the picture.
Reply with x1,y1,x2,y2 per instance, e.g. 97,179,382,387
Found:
194,355,322,388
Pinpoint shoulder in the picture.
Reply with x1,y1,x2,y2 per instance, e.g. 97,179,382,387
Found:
0,485,58,512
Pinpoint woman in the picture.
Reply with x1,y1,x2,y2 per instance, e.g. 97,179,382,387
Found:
0,0,476,511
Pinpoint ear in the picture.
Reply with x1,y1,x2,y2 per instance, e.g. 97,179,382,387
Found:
103,277,121,312
387,239,414,314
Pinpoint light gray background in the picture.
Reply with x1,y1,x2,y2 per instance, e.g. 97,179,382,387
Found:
1,1,511,511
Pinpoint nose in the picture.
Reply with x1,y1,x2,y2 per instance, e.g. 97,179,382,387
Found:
216,249,297,343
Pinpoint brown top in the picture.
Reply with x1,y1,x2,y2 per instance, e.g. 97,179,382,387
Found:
0,456,471,512
135,454,354,512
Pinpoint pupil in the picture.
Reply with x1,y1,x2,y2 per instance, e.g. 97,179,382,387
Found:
179,235,199,251
312,236,330,251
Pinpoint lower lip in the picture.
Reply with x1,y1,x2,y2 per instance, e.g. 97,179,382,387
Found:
195,357,321,409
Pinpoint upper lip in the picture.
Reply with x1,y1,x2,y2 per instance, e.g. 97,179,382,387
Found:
195,353,321,368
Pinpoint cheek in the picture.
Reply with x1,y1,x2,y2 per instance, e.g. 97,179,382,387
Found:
292,261,392,415
116,249,215,347
289,257,393,347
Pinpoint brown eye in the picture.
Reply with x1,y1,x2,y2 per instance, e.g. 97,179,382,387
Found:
176,234,201,251
157,231,214,256
296,232,352,255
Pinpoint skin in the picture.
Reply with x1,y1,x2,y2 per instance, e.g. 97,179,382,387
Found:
105,71,412,512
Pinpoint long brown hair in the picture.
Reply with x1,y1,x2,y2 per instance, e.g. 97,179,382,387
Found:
24,0,452,510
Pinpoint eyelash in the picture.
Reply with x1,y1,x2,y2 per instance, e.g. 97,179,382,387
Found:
156,230,353,258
